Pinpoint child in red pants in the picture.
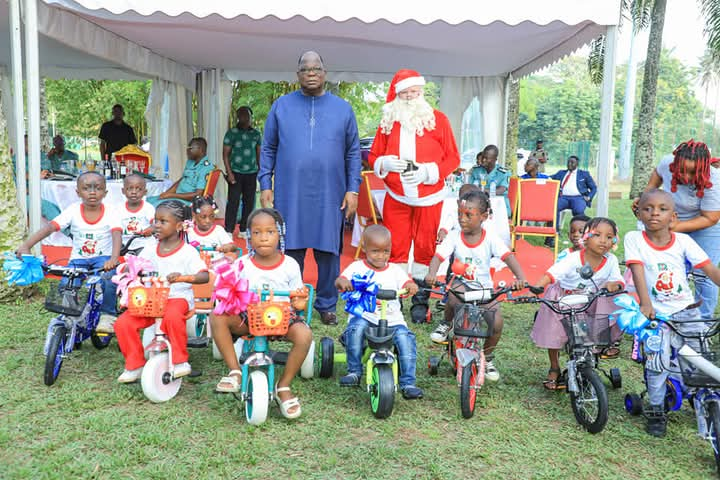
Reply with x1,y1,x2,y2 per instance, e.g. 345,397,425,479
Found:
114,200,209,383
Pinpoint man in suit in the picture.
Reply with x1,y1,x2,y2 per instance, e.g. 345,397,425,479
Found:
547,155,597,247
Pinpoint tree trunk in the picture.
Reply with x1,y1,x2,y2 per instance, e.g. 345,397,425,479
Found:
630,0,667,198
39,77,51,150
0,92,35,302
504,77,520,175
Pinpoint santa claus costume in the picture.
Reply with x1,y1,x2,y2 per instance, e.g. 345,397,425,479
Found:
368,69,460,322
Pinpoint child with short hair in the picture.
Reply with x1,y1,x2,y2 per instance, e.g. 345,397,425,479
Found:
119,173,155,252
531,217,624,390
17,171,121,330
210,208,312,419
114,200,209,383
186,195,236,264
335,225,423,399
556,214,590,262
425,190,527,381
625,189,720,437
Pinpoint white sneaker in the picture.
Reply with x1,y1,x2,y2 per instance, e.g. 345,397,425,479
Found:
485,360,500,382
430,323,451,344
117,367,143,383
173,362,192,378
96,314,117,333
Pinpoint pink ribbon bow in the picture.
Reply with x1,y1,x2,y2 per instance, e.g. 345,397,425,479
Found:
112,256,155,307
212,260,257,315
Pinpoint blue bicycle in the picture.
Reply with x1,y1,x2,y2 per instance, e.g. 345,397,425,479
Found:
42,263,112,385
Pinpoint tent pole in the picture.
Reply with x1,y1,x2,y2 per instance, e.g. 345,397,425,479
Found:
9,0,26,220
24,0,42,244
501,74,510,168
596,25,618,217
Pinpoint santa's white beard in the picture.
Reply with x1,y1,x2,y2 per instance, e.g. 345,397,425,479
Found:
380,96,436,136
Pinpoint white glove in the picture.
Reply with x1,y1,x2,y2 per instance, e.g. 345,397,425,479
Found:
401,164,429,186
378,155,407,174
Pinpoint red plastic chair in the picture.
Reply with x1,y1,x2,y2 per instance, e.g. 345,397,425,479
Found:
354,171,383,259
203,169,222,197
507,176,519,225
512,179,560,260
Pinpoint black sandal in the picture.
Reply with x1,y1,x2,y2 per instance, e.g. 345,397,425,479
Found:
543,368,566,391
598,342,621,359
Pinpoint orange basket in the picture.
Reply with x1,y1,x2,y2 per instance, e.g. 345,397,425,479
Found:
246,300,293,337
127,286,169,317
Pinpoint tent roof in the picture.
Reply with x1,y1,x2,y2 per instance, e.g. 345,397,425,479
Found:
35,0,620,83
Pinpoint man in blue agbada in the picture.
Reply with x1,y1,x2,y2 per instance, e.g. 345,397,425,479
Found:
259,51,362,325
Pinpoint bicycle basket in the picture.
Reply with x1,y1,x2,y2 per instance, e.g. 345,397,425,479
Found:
561,313,611,348
45,284,89,316
127,286,169,317
678,341,720,388
452,304,495,338
246,301,293,337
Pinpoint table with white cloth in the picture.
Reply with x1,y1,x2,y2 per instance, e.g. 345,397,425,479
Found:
40,178,173,247
351,189,511,275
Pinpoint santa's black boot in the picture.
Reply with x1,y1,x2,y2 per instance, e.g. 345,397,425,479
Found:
645,404,667,437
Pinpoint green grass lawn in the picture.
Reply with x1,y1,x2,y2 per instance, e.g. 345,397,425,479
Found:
1,198,715,479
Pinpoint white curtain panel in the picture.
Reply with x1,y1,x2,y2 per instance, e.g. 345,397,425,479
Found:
439,76,506,164
144,79,189,179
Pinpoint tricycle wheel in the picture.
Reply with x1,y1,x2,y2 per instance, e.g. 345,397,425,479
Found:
318,337,334,378
624,393,643,416
245,370,269,426
459,362,479,419
141,353,182,403
44,325,67,386
299,340,315,378
428,356,440,376
609,367,622,389
370,364,395,419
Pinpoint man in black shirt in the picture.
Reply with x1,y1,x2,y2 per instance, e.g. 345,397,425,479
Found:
99,104,137,158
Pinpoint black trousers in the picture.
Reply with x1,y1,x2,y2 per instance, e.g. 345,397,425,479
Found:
225,172,257,234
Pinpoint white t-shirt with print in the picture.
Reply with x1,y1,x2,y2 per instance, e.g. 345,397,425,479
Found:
187,225,233,262
340,260,414,327
239,254,304,302
435,229,511,287
546,249,623,292
139,239,208,308
118,200,155,250
624,230,710,316
51,202,122,260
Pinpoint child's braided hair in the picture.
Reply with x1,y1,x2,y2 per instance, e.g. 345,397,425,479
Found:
670,139,714,198
156,200,192,242
246,208,286,255
191,194,219,215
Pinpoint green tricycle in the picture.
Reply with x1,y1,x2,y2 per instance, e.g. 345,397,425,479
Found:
318,288,406,419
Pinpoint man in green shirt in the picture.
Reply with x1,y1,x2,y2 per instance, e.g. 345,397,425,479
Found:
223,106,262,238
46,135,79,172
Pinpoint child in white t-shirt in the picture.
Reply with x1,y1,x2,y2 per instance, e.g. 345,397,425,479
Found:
17,172,122,327
118,174,155,252
425,190,527,382
186,195,236,264
531,217,624,390
210,208,311,419
113,200,209,384
555,214,590,263
625,189,720,437
335,225,422,399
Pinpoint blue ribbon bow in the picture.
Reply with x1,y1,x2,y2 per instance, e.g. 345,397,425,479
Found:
2,253,45,286
611,294,663,352
342,271,379,318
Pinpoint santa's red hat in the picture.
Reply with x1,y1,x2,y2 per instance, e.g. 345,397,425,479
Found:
386,69,426,103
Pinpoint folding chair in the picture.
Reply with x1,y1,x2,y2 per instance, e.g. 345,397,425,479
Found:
354,170,383,259
203,169,222,197
507,176,519,226
512,179,560,260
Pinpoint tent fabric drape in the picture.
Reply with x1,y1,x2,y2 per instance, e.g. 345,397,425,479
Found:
439,76,506,161
144,80,189,180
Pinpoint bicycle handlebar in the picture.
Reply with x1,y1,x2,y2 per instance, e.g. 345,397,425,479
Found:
510,288,625,315
43,264,104,276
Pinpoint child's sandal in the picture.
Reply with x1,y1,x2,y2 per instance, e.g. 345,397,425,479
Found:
275,384,302,419
598,342,621,359
215,370,242,393
543,368,565,391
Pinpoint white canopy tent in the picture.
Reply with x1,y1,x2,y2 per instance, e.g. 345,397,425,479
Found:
4,0,621,236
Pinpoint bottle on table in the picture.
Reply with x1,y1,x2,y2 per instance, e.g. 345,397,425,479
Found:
489,181,497,197
103,154,112,179
119,158,127,179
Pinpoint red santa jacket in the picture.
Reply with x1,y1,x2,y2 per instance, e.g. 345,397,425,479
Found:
368,110,460,206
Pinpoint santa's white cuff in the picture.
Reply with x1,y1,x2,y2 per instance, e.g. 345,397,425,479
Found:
374,157,389,179
423,163,439,185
